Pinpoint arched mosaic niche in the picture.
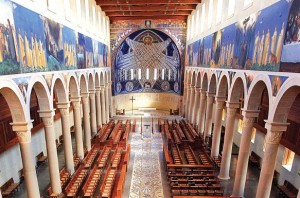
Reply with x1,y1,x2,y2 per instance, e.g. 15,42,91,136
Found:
113,29,182,95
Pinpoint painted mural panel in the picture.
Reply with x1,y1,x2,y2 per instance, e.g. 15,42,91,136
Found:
219,24,236,69
0,0,19,74
282,0,300,62
85,36,93,68
114,29,181,95
13,3,47,73
62,26,77,69
186,0,290,72
44,18,64,71
76,32,86,69
269,75,288,96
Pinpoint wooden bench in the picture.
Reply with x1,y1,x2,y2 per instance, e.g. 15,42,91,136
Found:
36,152,48,166
278,180,298,198
1,178,20,197
249,151,260,168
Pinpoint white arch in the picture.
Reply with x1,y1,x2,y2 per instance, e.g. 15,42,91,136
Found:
0,79,30,123
268,76,300,122
216,71,230,97
228,72,247,103
244,73,272,111
51,73,69,103
208,73,217,93
67,73,80,98
26,75,53,111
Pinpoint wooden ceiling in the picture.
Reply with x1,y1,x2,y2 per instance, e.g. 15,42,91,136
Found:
96,0,201,22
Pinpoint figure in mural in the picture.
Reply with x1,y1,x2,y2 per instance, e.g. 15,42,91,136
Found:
114,29,181,94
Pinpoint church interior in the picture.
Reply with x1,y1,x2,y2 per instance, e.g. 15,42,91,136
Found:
0,0,300,197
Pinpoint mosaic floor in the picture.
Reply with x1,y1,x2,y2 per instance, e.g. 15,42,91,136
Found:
129,122,164,198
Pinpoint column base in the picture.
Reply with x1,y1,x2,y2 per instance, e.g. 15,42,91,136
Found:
218,175,230,180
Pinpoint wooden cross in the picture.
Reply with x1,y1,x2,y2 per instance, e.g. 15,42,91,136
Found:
129,96,136,115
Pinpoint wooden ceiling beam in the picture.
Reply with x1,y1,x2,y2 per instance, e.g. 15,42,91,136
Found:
96,0,201,6
109,15,188,22
106,11,191,16
101,5,197,12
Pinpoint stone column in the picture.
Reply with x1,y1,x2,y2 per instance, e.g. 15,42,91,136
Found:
57,102,74,174
232,110,259,197
211,96,226,157
11,122,40,198
89,90,97,137
203,93,215,140
197,89,207,135
100,86,107,124
105,83,110,122
38,110,62,194
191,88,201,126
188,86,195,122
95,87,103,128
218,102,240,180
256,121,289,198
108,82,113,117
182,82,188,117
185,84,191,119
70,97,84,159
0,189,2,198
81,92,91,151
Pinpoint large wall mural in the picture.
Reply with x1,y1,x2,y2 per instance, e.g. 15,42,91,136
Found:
187,0,292,72
114,29,181,95
282,0,300,63
0,0,109,75
111,19,186,96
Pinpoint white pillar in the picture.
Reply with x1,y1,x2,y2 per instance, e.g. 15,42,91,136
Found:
218,101,239,180
70,97,84,159
188,86,195,121
89,90,97,137
57,102,75,174
38,110,62,194
191,88,201,125
232,110,259,197
105,83,110,122
203,93,214,140
11,122,40,198
95,87,103,127
256,121,289,198
197,89,207,135
211,96,226,157
108,82,113,117
81,92,91,151
100,86,107,124
185,84,191,119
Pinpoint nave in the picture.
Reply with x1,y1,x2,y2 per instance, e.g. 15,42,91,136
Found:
9,113,280,198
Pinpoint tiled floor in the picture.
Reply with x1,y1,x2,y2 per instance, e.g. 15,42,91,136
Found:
13,114,282,198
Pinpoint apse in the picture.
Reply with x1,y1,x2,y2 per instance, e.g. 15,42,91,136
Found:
113,29,182,96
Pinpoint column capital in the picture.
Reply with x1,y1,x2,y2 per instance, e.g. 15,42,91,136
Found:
81,92,89,98
241,109,260,118
195,87,201,92
10,121,33,143
206,92,215,98
106,82,112,86
264,121,289,145
100,86,105,92
226,101,240,109
38,109,55,118
56,102,70,109
95,86,101,91
70,96,81,102
89,89,96,94
215,96,227,102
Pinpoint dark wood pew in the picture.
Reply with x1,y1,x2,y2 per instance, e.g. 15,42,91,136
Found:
97,146,111,168
65,165,88,197
100,167,117,198
83,146,99,169
249,151,260,168
1,178,20,197
82,167,102,197
36,152,48,166
116,165,127,198
278,180,298,198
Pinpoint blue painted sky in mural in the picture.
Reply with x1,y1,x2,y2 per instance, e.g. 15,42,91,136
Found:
13,3,45,47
